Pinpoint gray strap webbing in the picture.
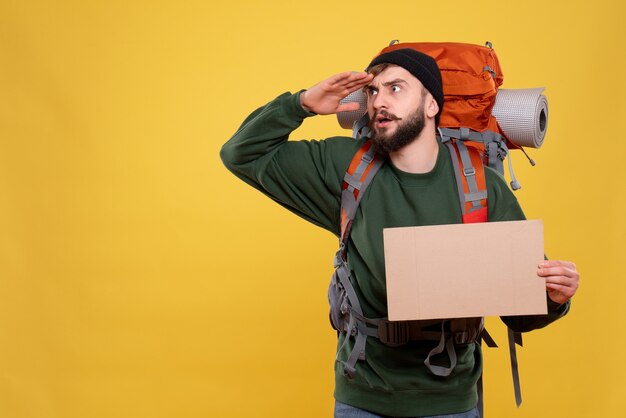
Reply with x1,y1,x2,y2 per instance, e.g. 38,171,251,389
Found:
441,127,513,181
334,270,364,374
508,328,523,407
339,145,382,246
443,128,522,189
355,156,384,209
444,142,467,215
479,130,505,174
333,264,363,357
465,191,488,202
340,189,358,225
352,113,370,139
337,312,356,357
343,173,363,190
455,141,482,212
439,128,485,143
483,65,496,79
342,147,373,197
487,141,499,171
506,148,522,190
424,322,457,377
334,144,384,378
340,150,373,227
349,310,382,328
438,127,449,143
336,265,362,318
342,332,367,378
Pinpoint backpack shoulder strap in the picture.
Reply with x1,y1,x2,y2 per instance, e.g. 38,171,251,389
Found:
330,139,384,378
444,136,524,411
339,140,384,252
443,139,488,223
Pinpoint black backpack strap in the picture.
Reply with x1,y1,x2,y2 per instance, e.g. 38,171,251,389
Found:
508,328,524,407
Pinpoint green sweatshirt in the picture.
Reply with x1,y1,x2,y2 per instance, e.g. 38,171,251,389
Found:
220,91,569,416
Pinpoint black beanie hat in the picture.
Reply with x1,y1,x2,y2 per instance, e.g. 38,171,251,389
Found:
367,48,444,125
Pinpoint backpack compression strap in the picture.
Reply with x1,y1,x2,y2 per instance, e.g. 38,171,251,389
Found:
439,127,523,191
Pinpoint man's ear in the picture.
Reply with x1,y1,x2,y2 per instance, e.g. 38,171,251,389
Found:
426,95,439,119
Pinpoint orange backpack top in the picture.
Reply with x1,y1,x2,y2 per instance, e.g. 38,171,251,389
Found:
378,41,508,142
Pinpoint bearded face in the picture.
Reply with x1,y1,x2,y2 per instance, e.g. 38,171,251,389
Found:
369,97,426,155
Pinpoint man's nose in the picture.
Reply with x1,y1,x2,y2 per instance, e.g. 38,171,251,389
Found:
370,92,388,111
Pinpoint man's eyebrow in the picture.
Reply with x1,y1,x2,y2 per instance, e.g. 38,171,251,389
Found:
381,79,408,87
364,78,408,91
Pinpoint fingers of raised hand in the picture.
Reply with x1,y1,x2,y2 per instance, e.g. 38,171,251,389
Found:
336,102,362,113
328,72,373,92
303,72,373,115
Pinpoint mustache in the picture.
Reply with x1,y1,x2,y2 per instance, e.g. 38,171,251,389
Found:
368,110,401,131
375,110,401,121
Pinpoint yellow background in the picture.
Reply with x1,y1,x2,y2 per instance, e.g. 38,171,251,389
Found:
1,1,624,417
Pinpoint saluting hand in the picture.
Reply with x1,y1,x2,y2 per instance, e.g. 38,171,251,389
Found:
300,71,373,115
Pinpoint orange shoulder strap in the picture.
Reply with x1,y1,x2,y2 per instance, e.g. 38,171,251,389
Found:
339,140,384,250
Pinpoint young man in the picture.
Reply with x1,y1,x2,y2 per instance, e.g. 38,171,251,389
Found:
221,49,579,418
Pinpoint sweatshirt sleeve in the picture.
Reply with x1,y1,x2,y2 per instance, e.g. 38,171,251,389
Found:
220,91,349,235
484,167,571,332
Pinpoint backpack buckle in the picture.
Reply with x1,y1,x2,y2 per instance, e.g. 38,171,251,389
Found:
463,167,476,177
361,152,374,164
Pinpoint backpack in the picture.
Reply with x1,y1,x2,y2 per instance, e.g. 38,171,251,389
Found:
329,41,540,413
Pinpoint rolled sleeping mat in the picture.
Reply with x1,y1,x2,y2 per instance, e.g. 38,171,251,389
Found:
492,88,548,149
337,89,368,129
336,88,549,149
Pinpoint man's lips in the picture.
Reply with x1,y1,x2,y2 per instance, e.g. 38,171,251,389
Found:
373,111,400,129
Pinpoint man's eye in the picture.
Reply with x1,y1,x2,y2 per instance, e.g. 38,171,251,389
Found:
391,85,401,92
367,89,378,96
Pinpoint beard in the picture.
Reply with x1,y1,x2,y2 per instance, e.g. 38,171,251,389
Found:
369,102,426,156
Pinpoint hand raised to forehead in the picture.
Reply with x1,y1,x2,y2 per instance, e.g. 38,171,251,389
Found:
300,71,373,115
